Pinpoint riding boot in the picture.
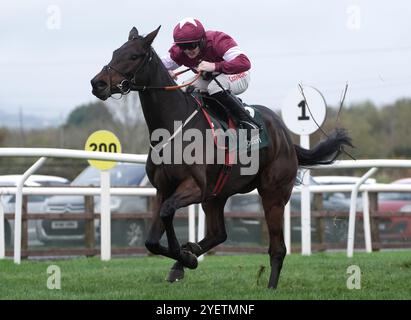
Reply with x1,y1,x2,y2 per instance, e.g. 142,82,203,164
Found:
211,91,262,131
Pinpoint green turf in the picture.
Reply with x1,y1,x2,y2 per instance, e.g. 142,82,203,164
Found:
1,251,411,299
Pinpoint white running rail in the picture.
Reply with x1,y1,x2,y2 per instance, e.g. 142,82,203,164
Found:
1,148,411,261
0,148,147,264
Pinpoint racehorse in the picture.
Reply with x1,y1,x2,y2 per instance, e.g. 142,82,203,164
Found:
90,26,352,289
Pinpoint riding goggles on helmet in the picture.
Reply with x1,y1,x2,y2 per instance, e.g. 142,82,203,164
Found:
177,41,200,50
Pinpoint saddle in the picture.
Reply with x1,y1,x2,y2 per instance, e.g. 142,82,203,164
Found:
192,92,268,148
189,93,269,197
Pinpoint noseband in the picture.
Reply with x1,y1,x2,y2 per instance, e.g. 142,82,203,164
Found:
104,49,153,95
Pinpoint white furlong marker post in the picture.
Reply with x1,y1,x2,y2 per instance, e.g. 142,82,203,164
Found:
281,85,327,255
100,170,111,261
85,130,122,261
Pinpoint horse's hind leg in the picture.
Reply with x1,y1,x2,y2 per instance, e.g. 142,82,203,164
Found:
263,201,286,289
259,186,292,289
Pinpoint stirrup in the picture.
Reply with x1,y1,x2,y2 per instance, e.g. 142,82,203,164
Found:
186,85,196,94
239,120,259,130
239,121,261,143
238,121,260,144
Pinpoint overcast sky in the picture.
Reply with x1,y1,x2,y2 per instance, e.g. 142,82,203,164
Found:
1,0,411,123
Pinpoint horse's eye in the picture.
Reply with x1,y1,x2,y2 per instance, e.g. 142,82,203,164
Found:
131,55,139,60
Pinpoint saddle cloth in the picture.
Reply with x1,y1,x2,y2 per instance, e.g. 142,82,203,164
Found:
194,94,269,154
191,94,269,197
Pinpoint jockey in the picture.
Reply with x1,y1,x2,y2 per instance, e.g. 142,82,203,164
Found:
161,17,261,130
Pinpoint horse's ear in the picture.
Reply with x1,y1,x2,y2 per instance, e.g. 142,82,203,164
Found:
128,27,139,40
143,26,161,49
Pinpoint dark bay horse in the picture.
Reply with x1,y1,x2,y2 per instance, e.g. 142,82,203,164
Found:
91,26,352,288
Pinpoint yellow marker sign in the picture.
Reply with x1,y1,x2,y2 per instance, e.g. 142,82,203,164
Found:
85,130,122,170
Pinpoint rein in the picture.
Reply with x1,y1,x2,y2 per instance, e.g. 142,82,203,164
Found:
105,49,201,95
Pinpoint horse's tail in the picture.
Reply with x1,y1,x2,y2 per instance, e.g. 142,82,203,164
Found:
294,128,353,166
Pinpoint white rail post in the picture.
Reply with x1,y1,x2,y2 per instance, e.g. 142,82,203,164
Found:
0,200,5,259
284,201,291,254
197,204,205,261
100,170,111,261
14,157,47,264
188,204,196,243
362,191,372,253
300,135,311,256
347,167,378,258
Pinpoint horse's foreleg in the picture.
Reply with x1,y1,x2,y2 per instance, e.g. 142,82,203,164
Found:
145,193,174,258
160,178,202,269
168,198,227,282
145,215,172,257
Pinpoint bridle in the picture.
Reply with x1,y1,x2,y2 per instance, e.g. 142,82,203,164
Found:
104,47,201,97
103,46,204,156
104,49,152,95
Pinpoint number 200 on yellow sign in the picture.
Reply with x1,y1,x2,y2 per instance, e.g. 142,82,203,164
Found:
84,130,122,170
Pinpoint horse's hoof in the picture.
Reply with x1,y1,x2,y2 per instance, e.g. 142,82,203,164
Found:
183,242,202,256
167,267,185,283
180,250,198,269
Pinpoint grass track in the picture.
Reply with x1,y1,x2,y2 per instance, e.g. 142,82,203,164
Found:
1,251,411,299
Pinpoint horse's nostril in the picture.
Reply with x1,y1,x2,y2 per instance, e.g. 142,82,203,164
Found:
92,79,108,90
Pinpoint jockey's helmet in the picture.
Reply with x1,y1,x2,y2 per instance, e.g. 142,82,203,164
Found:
173,17,205,44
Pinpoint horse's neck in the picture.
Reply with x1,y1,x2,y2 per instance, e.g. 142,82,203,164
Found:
138,54,192,135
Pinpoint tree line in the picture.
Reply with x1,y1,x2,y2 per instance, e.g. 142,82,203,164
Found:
0,93,149,180
308,98,411,181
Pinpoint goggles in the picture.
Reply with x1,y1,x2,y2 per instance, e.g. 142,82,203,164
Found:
177,42,200,50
